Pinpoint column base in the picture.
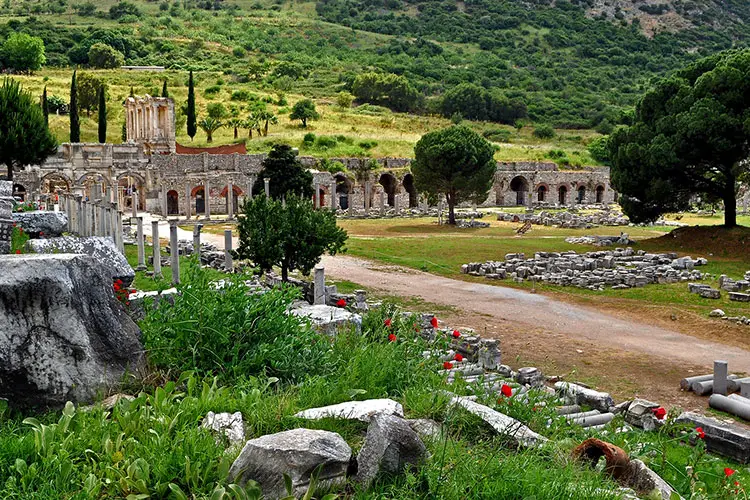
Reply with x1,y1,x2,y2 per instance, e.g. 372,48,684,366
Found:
135,265,147,271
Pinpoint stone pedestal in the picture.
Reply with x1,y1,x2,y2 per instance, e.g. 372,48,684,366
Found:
0,181,13,254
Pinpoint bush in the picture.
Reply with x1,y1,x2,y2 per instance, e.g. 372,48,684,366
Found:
336,91,354,108
302,132,316,145
315,135,338,149
109,1,141,19
87,43,124,69
482,128,512,143
358,140,378,150
204,85,221,96
533,124,555,139
588,135,610,164
141,261,329,382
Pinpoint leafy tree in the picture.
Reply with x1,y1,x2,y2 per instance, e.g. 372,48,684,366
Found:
237,194,348,282
255,108,277,136
0,78,57,181
252,144,314,200
587,136,610,164
0,33,45,72
198,116,223,143
161,80,168,98
533,124,555,139
41,85,48,126
336,91,354,109
272,61,307,80
206,102,227,120
245,114,259,139
73,2,97,16
70,70,79,142
351,72,422,112
609,50,750,228
227,118,243,139
88,43,124,69
97,86,106,143
109,1,141,19
289,98,319,128
187,70,196,140
77,72,106,116
412,125,496,225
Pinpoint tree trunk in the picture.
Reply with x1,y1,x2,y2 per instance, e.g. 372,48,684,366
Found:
447,191,456,225
6,163,13,182
302,118,307,128
233,127,238,139
281,258,289,282
207,132,213,143
264,122,269,136
248,129,253,139
724,190,737,228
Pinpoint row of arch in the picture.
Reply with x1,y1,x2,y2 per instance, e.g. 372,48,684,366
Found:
509,176,607,205
166,185,244,215
333,172,418,210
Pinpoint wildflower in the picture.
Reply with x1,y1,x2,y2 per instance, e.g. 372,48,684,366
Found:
651,407,666,420
384,318,392,328
725,468,736,477
452,330,461,338
695,427,705,439
454,353,464,362
116,279,123,285
500,384,512,397
39,231,44,236
388,333,397,342
443,361,453,370
14,249,20,254
125,301,130,306
430,316,438,328
336,298,346,307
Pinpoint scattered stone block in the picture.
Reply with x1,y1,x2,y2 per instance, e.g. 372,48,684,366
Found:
624,399,662,430
407,419,443,440
12,210,68,236
228,428,352,499
355,414,427,487
622,459,682,500
290,303,362,334
294,398,404,422
729,292,750,302
202,411,245,446
675,412,750,463
555,382,615,413
709,309,726,318
699,288,721,299
516,367,545,387
0,254,143,409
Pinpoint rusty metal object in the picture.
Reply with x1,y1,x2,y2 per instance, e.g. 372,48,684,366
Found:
572,438,630,480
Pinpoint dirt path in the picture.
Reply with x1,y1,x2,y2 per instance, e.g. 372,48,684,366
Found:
320,254,750,406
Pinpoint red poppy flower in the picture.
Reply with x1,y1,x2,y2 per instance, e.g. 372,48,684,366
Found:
336,299,346,307
454,353,464,362
500,384,512,397
651,407,666,420
443,361,453,370
430,316,438,328
452,330,461,338
384,318,392,327
113,284,120,291
39,231,44,236
12,223,16,227
116,279,123,285
14,249,20,254
695,427,705,439
125,301,130,306
388,333,397,342
725,468,736,477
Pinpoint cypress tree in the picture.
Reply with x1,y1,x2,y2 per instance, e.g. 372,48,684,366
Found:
161,80,169,98
187,70,196,140
129,86,134,97
42,85,48,127
98,86,107,143
70,70,80,143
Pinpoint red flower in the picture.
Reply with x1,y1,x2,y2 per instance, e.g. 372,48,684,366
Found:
725,468,736,477
116,279,123,285
384,318,392,327
430,316,438,328
454,353,464,362
500,384,512,397
452,330,461,338
125,301,130,306
14,249,20,254
39,231,44,236
651,407,666,420
113,283,120,291
388,333,397,342
695,427,705,439
443,361,453,370
336,299,346,307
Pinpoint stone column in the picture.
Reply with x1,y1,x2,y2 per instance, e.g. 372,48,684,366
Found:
264,178,270,198
161,184,168,219
170,221,180,285
330,182,336,211
193,224,202,260
152,221,162,279
394,194,401,215
224,229,233,271
313,265,326,305
185,185,192,219
379,190,385,216
364,182,371,214
80,200,88,237
204,179,211,220
227,182,235,219
111,202,121,249
0,181,13,254
714,360,728,396
131,190,137,218
115,206,124,254
135,216,146,271
742,380,750,399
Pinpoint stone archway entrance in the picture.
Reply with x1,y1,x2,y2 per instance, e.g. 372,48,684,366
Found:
577,186,586,203
559,186,568,205
596,185,605,203
192,186,206,214
510,176,529,206
13,184,26,201
402,173,418,208
167,190,179,215
537,185,547,202
335,174,352,210
221,185,243,214
379,173,397,206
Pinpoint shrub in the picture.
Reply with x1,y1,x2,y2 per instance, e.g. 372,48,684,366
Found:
588,135,610,164
141,261,330,382
358,140,378,150
315,135,337,149
230,89,251,101
302,132,316,146
482,128,512,143
204,85,221,96
533,124,555,139
336,91,354,108
87,43,124,69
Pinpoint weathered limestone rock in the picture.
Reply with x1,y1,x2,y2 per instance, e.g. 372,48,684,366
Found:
709,309,726,318
228,428,352,498
26,236,135,286
624,399,662,430
555,382,615,412
699,287,721,299
12,210,68,236
290,303,362,334
449,395,548,448
516,367,545,387
622,459,682,500
0,181,12,254
729,292,750,302
675,412,750,463
356,414,427,487
407,419,443,440
295,399,404,422
202,411,246,446
0,254,143,409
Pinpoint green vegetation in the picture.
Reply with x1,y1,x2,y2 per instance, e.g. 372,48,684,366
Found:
0,78,57,181
69,70,79,142
0,32,45,72
610,50,750,228
252,144,314,199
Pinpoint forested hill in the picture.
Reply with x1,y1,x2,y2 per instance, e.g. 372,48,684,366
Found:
1,0,748,129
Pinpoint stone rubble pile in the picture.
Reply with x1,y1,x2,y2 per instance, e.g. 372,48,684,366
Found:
462,248,707,290
496,209,629,228
564,233,633,246
455,219,490,228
